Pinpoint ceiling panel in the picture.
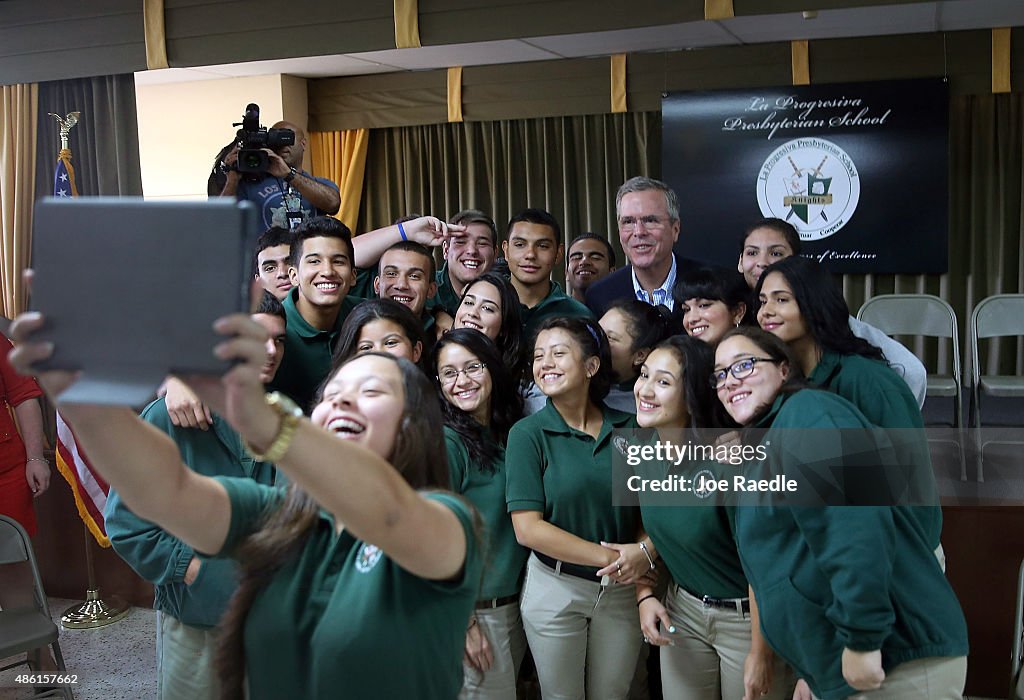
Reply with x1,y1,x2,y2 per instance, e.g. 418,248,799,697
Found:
723,3,938,43
136,55,398,85
527,21,738,58
938,0,1024,31
136,0,1024,85
353,39,561,70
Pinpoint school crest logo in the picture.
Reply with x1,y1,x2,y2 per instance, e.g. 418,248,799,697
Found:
693,469,717,500
756,137,860,241
613,436,630,457
354,544,383,573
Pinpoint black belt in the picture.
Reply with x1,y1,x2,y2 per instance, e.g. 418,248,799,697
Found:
475,595,519,610
678,584,750,614
534,552,602,582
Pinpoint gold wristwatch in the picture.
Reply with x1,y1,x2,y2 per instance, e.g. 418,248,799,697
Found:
246,391,303,462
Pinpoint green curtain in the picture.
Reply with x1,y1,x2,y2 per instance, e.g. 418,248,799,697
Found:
357,112,661,280
359,97,1024,377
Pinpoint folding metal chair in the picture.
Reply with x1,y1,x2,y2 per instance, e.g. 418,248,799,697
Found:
0,515,74,699
857,294,965,476
970,294,1024,482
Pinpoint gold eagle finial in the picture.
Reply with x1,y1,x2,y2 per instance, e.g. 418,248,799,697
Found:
49,111,81,149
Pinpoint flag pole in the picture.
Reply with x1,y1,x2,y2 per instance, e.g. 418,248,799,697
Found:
47,112,130,629
61,525,130,629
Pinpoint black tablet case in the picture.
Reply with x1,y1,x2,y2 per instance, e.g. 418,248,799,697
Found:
31,197,258,406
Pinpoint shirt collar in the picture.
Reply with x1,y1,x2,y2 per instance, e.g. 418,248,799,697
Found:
631,255,677,310
538,400,634,442
283,288,350,338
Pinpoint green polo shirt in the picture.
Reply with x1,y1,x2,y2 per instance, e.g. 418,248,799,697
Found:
445,426,527,600
351,267,376,299
429,263,463,317
733,390,967,700
506,400,638,554
269,288,363,411
104,399,276,629
808,350,940,548
519,281,593,342
639,454,748,599
213,477,481,700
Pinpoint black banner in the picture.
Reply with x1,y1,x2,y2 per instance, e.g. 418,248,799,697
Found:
662,78,949,274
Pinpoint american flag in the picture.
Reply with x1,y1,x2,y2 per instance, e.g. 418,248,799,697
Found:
52,145,110,546
53,149,78,198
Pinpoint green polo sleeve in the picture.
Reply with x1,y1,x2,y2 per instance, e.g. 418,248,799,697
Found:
210,477,285,558
444,427,470,494
828,355,923,430
505,420,546,513
104,487,194,585
792,506,896,651
102,399,195,583
781,391,897,651
420,491,485,596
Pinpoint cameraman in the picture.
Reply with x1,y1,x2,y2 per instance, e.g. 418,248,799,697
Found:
220,120,341,230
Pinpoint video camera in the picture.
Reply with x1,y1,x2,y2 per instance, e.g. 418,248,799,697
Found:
233,103,294,177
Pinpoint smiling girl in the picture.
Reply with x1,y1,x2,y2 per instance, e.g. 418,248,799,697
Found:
452,272,524,380
598,299,671,412
10,313,482,700
711,327,967,700
506,316,648,699
434,329,527,699
754,256,942,553
632,335,788,700
674,267,752,347
333,297,426,368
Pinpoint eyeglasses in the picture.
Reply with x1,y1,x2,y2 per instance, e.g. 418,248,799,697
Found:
710,357,779,389
618,215,666,232
439,362,486,384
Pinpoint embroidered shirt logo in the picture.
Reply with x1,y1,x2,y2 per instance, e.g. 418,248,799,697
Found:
693,469,717,500
354,544,383,573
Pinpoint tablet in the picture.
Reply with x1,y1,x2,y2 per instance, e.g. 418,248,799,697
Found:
31,197,259,407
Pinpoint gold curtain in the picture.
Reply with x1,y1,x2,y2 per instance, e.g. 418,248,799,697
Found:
309,129,369,232
0,83,38,318
356,112,660,283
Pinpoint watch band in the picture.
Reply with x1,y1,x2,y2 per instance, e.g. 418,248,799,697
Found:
246,392,302,462
284,167,298,183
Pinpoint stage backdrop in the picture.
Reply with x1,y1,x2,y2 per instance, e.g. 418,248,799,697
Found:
663,78,949,274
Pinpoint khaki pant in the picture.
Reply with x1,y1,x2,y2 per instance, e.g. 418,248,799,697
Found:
520,553,643,700
461,601,527,700
813,655,967,700
660,584,790,700
156,612,219,700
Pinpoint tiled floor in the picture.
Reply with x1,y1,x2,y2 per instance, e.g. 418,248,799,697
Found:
0,597,1006,699
0,597,156,700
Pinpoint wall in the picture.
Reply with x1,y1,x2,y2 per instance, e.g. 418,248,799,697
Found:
134,74,308,200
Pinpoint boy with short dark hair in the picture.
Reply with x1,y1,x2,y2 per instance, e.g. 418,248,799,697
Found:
254,227,294,301
272,216,362,410
502,208,592,340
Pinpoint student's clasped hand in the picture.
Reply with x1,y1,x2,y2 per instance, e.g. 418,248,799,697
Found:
841,647,884,691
